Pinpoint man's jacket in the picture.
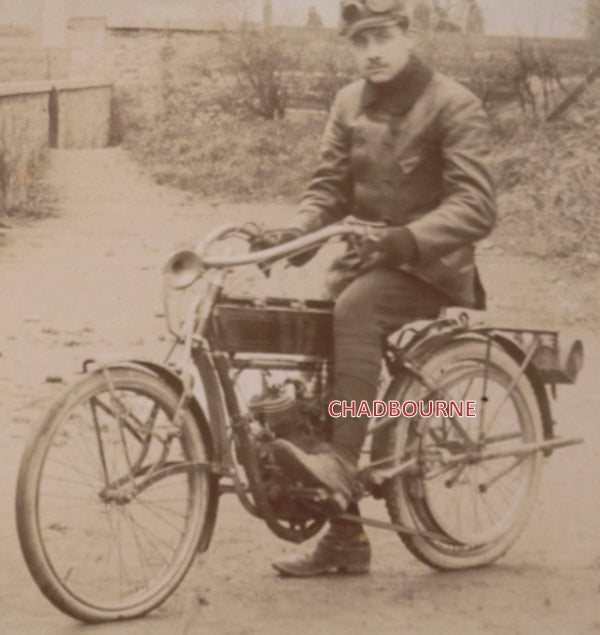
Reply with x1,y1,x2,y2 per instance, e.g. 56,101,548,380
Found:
291,56,496,309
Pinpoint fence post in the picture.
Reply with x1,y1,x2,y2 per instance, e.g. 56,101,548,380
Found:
48,86,58,148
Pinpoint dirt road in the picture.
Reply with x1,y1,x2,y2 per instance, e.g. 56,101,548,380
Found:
1,148,599,635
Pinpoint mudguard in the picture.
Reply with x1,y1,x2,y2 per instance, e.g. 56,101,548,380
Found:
82,356,220,553
391,321,556,440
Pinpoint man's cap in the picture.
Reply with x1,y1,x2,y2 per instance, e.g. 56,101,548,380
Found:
339,0,410,38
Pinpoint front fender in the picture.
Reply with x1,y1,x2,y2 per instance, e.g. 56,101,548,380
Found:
82,356,220,553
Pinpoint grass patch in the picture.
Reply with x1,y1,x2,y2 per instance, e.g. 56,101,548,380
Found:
1,153,58,232
4,174,59,222
125,111,327,202
490,86,600,267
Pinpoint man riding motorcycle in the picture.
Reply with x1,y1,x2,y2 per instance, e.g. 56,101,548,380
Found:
257,0,497,577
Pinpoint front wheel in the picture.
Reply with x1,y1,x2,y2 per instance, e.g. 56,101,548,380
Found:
378,339,543,570
16,368,213,622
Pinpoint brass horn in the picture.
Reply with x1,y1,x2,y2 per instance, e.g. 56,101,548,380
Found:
163,249,205,289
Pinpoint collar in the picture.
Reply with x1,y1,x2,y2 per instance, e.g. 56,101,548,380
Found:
360,55,434,116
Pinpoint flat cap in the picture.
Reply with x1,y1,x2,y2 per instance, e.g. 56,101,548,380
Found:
340,0,410,37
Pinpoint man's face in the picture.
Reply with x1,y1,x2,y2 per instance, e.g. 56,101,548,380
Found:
349,25,412,83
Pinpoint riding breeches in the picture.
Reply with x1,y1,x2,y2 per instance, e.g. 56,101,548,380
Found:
331,267,452,463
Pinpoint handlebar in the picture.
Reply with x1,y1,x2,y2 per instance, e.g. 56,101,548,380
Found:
199,224,354,268
163,216,388,289
198,216,387,269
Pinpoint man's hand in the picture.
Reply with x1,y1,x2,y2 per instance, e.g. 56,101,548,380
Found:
250,228,303,252
358,227,418,271
250,228,317,267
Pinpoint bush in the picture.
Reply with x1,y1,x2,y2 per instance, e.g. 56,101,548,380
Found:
490,85,600,264
208,26,304,120
190,27,358,117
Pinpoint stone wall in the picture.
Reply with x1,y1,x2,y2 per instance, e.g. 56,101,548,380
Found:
106,28,224,124
67,17,107,79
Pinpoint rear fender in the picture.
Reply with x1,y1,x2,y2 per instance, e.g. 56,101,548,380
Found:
400,329,555,440
479,334,555,440
82,357,220,553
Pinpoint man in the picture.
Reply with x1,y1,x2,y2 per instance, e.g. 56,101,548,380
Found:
265,0,496,577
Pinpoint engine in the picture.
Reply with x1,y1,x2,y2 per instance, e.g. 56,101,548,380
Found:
244,372,332,531
247,371,329,443
249,385,299,438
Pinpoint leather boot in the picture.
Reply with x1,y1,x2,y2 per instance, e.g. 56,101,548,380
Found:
270,439,359,513
272,522,371,577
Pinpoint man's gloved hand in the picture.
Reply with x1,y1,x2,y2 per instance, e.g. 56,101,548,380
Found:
358,227,418,271
250,228,317,267
250,228,302,251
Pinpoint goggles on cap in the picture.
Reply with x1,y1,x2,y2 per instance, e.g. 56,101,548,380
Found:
342,0,403,17
364,0,399,12
340,0,409,36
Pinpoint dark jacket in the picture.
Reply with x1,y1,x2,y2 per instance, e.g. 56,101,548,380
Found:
291,56,496,309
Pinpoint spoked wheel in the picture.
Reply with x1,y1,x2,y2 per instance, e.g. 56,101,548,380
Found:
378,339,543,570
16,368,212,622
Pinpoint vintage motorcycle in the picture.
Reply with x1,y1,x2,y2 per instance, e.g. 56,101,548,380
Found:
15,217,584,623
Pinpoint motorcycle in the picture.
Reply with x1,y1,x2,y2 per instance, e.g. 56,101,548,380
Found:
15,217,584,622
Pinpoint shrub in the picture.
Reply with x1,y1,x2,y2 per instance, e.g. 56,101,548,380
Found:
210,26,304,120
490,85,600,264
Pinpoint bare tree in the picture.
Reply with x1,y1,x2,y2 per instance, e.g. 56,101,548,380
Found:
215,25,302,120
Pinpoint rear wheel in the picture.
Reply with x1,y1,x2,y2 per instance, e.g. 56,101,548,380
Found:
16,368,212,622
377,339,543,570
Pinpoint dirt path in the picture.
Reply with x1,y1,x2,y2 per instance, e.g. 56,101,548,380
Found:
1,148,599,635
